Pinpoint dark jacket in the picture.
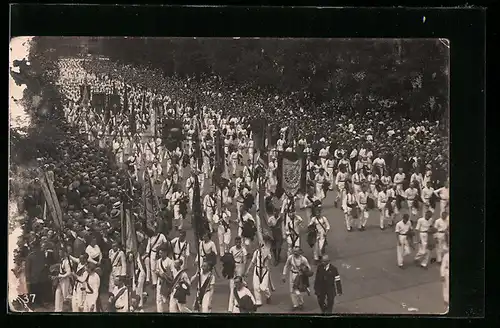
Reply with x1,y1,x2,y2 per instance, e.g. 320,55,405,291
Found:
314,263,343,296
25,250,46,284
73,237,87,258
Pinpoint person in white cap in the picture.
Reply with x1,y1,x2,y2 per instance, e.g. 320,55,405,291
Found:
245,242,273,307
282,246,311,311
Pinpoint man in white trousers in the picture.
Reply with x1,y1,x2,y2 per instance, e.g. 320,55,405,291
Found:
414,211,433,269
245,243,273,307
395,214,413,268
169,259,191,313
230,276,257,313
191,262,215,313
282,247,311,311
308,204,330,262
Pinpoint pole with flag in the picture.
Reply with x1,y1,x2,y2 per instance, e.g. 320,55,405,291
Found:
191,172,207,310
121,173,137,311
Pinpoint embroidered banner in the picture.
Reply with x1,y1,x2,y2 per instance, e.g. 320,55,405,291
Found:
278,152,306,196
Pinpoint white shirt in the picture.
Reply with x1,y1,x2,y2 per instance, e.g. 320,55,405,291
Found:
146,233,167,254
415,217,432,232
229,246,248,264
373,157,386,168
405,188,418,200
394,173,405,185
171,237,190,260
309,216,330,236
434,218,449,233
284,214,303,235
434,187,449,200
85,245,102,264
395,220,412,235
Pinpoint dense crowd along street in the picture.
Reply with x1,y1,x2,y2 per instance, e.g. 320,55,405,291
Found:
9,41,449,314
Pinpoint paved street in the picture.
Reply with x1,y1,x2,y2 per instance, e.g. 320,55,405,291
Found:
22,151,446,314
134,155,447,315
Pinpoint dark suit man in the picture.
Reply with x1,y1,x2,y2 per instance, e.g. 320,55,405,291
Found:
25,241,46,307
313,255,342,314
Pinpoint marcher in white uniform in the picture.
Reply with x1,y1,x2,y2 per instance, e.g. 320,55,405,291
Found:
171,230,190,270
155,247,174,313
395,214,413,268
282,247,311,311
146,231,167,285
434,181,449,217
393,168,406,196
227,237,248,312
414,211,433,268
377,184,390,230
169,259,191,313
404,182,420,222
203,189,218,231
230,276,256,313
190,262,215,313
356,185,370,230
335,166,349,207
108,242,127,293
69,254,89,312
351,168,366,195
53,248,72,312
314,168,328,200
213,205,232,255
82,263,100,312
433,211,449,263
108,276,129,312
245,244,273,307
309,205,330,261
283,206,304,257
342,187,358,231
421,181,435,214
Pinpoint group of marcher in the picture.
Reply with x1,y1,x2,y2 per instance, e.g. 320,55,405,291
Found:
10,54,449,314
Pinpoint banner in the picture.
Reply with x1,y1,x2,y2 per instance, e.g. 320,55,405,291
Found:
191,174,208,246
108,94,121,114
36,169,63,229
91,93,106,110
121,204,138,254
257,176,272,244
277,152,307,196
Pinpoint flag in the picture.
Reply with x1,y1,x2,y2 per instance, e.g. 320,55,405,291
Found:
123,84,129,115
252,118,268,172
191,174,208,248
214,129,227,185
37,169,63,230
130,90,136,135
256,176,272,244
121,202,138,254
277,151,307,197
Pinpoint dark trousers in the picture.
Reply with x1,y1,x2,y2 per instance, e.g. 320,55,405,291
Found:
317,292,335,313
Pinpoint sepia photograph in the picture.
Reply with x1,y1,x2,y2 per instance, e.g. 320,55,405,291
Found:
9,36,450,314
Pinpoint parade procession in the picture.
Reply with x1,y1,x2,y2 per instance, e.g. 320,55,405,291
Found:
9,37,450,314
